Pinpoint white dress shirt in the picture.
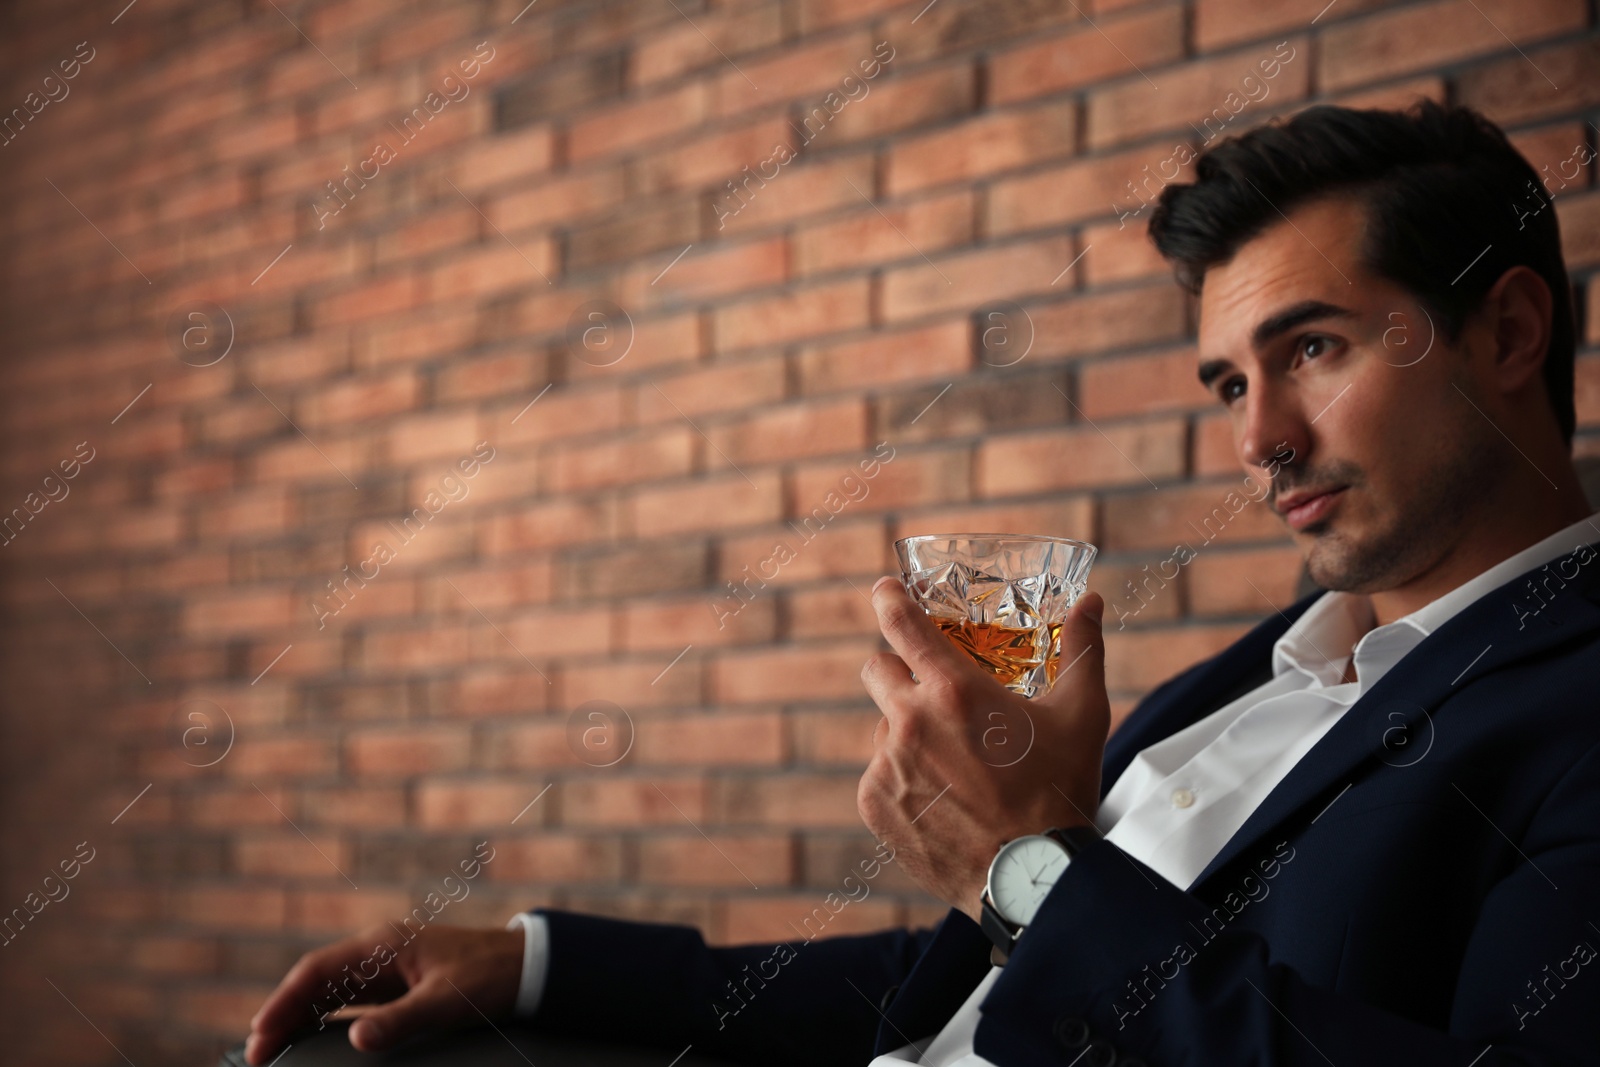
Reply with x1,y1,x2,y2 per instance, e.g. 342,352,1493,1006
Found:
509,511,1600,1065
863,509,1600,1067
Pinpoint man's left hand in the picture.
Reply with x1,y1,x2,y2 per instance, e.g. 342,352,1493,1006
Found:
857,577,1110,924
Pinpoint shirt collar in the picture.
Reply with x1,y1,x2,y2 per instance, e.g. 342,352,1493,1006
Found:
1272,509,1600,686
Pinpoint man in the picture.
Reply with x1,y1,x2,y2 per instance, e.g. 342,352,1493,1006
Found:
246,100,1600,1066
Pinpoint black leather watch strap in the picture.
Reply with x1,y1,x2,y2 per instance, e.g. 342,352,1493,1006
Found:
980,824,1102,964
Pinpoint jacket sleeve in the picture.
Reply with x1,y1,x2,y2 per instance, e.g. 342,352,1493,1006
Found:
973,741,1600,1067
525,907,941,1066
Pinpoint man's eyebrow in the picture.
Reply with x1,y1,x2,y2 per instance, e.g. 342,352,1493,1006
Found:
1196,299,1360,390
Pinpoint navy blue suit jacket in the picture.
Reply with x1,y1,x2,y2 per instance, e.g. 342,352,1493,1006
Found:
527,540,1600,1066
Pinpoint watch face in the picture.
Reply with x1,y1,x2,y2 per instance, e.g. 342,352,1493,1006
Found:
988,834,1070,927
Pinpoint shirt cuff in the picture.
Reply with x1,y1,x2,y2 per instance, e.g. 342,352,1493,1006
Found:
505,911,550,1018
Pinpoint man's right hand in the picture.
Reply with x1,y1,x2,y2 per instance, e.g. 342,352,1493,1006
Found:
244,923,525,1065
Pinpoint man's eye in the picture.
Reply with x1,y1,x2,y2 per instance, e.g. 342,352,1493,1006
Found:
1220,377,1245,404
1301,334,1334,359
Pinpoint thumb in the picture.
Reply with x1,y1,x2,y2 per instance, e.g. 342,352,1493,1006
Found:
1046,591,1106,705
347,976,463,1052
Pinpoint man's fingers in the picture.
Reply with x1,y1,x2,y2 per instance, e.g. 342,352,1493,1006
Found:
860,650,915,707
868,577,979,692
348,975,469,1052
246,934,401,1064
1043,591,1107,707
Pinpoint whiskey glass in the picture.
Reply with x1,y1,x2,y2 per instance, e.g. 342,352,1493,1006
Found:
893,533,1097,699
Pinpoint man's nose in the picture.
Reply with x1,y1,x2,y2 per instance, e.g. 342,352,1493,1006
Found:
1238,381,1308,476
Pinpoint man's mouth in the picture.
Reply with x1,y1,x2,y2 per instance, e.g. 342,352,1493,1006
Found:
1274,486,1347,531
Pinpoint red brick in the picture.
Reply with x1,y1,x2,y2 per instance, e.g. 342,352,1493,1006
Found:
622,591,780,651
632,2,785,87
637,833,793,887
1079,346,1206,419
631,472,785,536
1106,622,1249,692
571,82,711,163
714,278,872,352
718,517,889,586
887,101,1075,196
1319,0,1584,94
487,836,625,883
417,779,537,828
1087,37,1309,150
346,727,472,777
882,235,1076,322
790,710,883,758
992,6,1186,104
498,382,627,447
713,774,862,827
1510,122,1595,201
287,887,415,934
560,655,705,709
794,190,975,276
182,588,299,636
1558,191,1600,269
823,64,975,144
620,237,788,310
711,32,875,119
631,711,786,765
798,319,971,394
636,355,788,423
1185,545,1306,616
430,238,557,300
788,587,881,640
978,418,1188,495
994,145,1165,233
489,167,628,233
1079,215,1172,289
491,605,613,661
635,116,796,196
234,831,352,881
710,640,878,703
1328,75,1447,112
1456,37,1600,126
300,370,420,428
301,786,410,829
226,737,338,779
715,153,877,236
795,0,908,33
447,667,555,717
706,398,869,468
482,497,618,554
561,776,711,826
793,449,970,514
1102,481,1288,552
374,7,483,66
311,273,421,328
174,886,286,931
546,426,696,491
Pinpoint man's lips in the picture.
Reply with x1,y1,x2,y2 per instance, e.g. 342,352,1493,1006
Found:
1275,486,1347,528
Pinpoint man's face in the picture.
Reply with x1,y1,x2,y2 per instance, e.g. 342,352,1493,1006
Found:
1195,195,1508,594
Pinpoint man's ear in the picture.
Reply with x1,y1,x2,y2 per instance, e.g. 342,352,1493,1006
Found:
1482,265,1553,394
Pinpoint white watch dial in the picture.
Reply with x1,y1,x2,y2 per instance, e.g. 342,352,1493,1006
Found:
988,834,1071,927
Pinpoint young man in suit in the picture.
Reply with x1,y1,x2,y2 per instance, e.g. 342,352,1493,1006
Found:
246,100,1600,1067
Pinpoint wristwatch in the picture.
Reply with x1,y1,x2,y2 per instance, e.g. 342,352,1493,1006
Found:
980,824,1102,964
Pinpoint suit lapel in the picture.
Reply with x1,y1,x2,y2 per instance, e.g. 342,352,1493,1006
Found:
1188,541,1600,889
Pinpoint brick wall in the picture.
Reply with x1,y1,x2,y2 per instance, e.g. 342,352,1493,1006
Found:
0,0,1596,1062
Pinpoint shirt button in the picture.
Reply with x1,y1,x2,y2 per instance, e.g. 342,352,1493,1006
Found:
1170,787,1196,809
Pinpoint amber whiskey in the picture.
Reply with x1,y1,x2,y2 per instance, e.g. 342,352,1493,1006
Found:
931,616,1064,695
